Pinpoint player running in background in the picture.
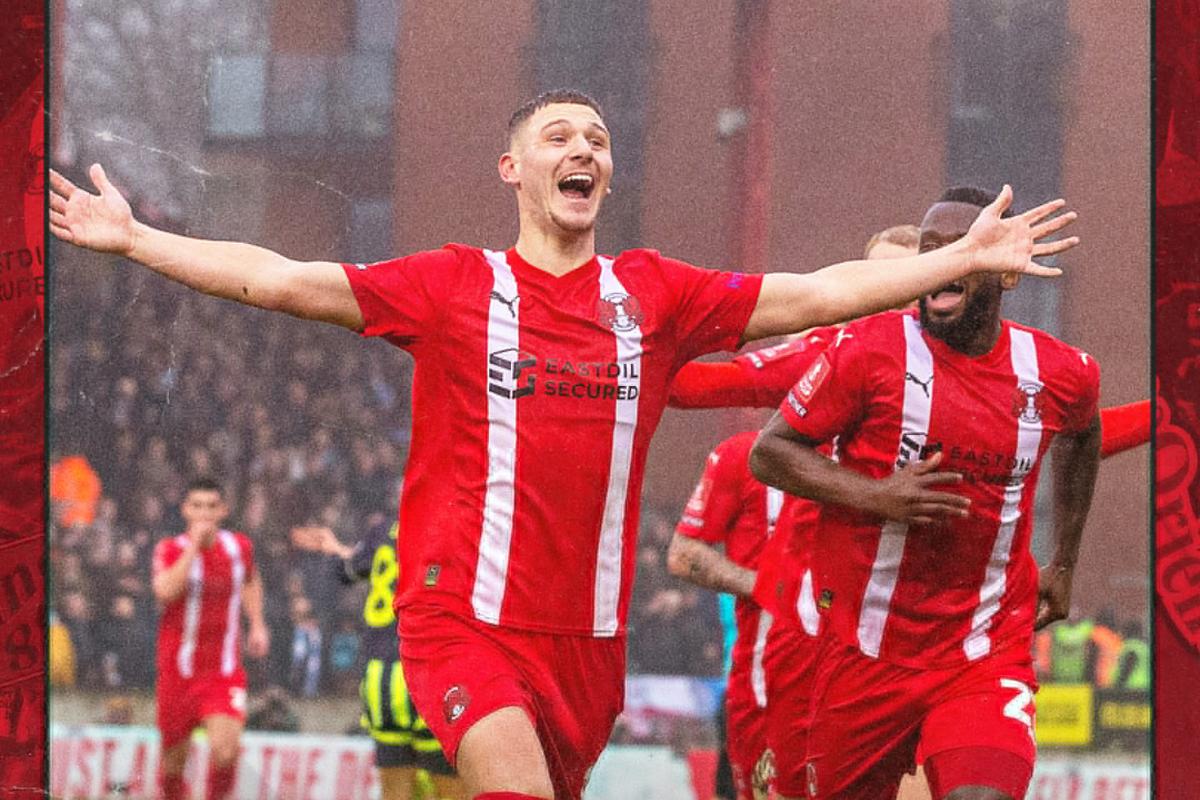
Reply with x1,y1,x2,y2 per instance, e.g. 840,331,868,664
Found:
292,519,464,800
668,234,1147,800
669,431,784,800
52,87,1079,800
151,478,270,800
750,186,1102,800
670,225,920,799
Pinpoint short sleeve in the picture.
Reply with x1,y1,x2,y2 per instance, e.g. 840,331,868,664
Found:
659,255,764,364
1063,350,1102,434
152,538,179,577
732,328,836,408
676,434,755,545
240,534,256,577
777,329,869,443
341,247,459,349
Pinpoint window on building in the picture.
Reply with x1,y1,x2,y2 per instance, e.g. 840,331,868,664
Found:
354,0,399,51
331,53,393,139
267,54,332,136
207,55,267,139
349,199,393,263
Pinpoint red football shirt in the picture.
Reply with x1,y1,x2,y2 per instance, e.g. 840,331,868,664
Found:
676,431,783,706
153,531,255,681
779,310,1100,668
668,326,840,409
752,493,823,637
343,245,763,636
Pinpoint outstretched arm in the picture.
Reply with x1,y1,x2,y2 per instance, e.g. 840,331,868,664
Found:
749,414,970,525
744,186,1078,340
1035,413,1102,629
1099,400,1151,458
50,165,364,330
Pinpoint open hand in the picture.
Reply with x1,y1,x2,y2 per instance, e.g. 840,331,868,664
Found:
290,525,353,559
49,164,137,255
965,185,1079,278
872,451,969,525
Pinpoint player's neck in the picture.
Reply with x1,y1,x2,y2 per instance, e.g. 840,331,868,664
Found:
513,223,596,277
935,315,1003,357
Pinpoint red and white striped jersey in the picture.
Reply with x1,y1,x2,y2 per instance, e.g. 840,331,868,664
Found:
343,245,762,636
753,493,823,638
676,431,783,708
779,310,1100,668
153,530,254,681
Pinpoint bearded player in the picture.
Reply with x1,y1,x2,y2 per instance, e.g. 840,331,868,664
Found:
668,235,1146,798
667,225,919,799
751,186,1102,800
52,87,1078,799
151,478,269,800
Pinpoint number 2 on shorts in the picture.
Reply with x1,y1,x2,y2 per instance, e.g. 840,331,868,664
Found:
999,678,1035,742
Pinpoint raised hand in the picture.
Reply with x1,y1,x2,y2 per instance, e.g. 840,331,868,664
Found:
49,164,137,255
870,451,970,525
965,185,1080,278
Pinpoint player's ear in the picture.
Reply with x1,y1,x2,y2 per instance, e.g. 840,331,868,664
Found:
1001,272,1021,291
499,151,520,188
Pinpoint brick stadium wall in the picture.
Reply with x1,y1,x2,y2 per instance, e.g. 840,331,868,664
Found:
644,1,949,513
1060,0,1150,619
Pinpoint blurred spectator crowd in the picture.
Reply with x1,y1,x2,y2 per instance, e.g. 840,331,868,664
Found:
47,265,725,707
1033,609,1149,692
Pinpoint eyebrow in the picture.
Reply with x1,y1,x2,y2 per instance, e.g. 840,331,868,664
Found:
539,118,610,137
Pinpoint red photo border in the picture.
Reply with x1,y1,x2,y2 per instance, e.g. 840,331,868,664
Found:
6,2,1195,797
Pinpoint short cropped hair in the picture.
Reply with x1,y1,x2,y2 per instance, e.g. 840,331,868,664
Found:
937,186,1013,217
508,89,604,144
185,477,224,497
863,224,920,258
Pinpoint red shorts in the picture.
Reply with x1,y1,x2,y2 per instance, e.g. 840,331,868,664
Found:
399,605,625,799
803,636,1037,800
156,672,247,750
762,623,820,798
725,680,767,800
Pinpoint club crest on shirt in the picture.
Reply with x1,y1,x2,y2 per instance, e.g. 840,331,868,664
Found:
1012,382,1046,424
443,684,471,724
597,293,644,332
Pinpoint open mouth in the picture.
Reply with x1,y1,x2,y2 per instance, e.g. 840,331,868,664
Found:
925,282,965,313
557,172,595,200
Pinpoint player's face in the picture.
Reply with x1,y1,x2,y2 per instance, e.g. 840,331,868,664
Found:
918,202,1004,341
505,102,613,234
181,489,227,540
